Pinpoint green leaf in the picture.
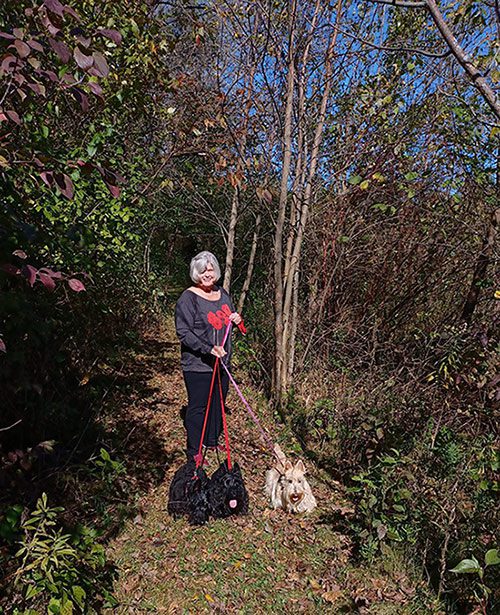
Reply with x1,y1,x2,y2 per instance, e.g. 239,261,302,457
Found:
25,583,43,599
485,549,500,567
48,597,62,614
450,557,481,574
72,585,86,608
348,174,362,186
99,448,111,462
404,171,418,181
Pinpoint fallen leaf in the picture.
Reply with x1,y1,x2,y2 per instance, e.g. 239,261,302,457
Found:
309,578,321,590
322,590,343,603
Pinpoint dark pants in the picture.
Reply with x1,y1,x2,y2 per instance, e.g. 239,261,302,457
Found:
183,370,229,460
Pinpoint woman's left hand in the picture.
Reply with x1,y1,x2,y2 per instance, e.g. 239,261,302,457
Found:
229,312,242,326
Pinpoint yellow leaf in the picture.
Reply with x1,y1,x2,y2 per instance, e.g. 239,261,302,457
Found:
494,290,500,299
0,155,10,168
205,594,214,603
309,578,321,590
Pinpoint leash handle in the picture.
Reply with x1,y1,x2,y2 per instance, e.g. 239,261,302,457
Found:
221,304,246,335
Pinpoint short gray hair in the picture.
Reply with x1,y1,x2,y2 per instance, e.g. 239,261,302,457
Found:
190,251,221,284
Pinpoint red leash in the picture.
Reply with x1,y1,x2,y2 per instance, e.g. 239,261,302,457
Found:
194,322,233,469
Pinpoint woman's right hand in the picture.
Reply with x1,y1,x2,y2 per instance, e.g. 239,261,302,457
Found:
211,345,227,358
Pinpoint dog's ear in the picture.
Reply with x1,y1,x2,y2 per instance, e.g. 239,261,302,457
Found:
294,459,306,474
284,460,294,473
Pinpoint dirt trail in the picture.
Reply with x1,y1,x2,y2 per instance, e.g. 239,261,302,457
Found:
105,319,433,614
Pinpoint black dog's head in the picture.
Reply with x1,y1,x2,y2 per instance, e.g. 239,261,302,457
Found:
208,461,249,518
167,461,210,525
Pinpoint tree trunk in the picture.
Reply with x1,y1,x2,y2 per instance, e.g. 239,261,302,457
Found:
274,0,297,404
279,0,343,397
237,212,261,314
223,186,239,292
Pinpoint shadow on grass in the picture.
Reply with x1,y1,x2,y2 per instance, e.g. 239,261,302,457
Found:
0,329,183,607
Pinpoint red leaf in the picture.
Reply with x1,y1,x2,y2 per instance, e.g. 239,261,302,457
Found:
14,72,26,85
68,278,86,292
27,82,46,96
23,265,37,286
49,38,71,63
6,110,21,124
42,69,59,82
92,52,109,77
63,6,80,20
61,73,76,85
44,0,65,17
38,272,56,291
40,171,54,187
71,87,89,111
27,39,44,52
12,250,27,259
54,172,74,199
105,182,120,198
97,28,122,45
87,81,103,97
0,338,6,352
1,55,18,73
14,39,30,58
41,16,61,37
75,34,91,49
74,46,93,70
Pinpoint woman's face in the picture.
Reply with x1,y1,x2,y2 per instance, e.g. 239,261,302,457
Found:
199,263,216,288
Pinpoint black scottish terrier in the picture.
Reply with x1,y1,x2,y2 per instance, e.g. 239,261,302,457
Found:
167,461,211,525
167,459,248,523
207,460,249,519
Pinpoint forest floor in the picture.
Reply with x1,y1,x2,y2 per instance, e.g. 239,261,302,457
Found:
101,315,440,614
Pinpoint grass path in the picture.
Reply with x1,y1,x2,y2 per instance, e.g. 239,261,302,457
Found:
104,318,438,614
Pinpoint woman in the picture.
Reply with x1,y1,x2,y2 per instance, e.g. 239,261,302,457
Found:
175,251,242,461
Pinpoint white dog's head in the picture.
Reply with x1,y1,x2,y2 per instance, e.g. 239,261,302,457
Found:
267,443,317,513
279,459,308,507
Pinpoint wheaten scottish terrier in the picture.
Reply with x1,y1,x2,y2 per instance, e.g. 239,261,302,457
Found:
265,444,317,513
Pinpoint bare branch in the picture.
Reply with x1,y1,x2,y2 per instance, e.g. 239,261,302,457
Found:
366,0,426,7
0,419,22,432
425,0,500,119
337,25,451,58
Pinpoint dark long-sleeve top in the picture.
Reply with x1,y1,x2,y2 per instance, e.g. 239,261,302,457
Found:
174,287,235,372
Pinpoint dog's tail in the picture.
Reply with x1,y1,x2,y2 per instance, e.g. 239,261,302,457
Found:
273,443,288,472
